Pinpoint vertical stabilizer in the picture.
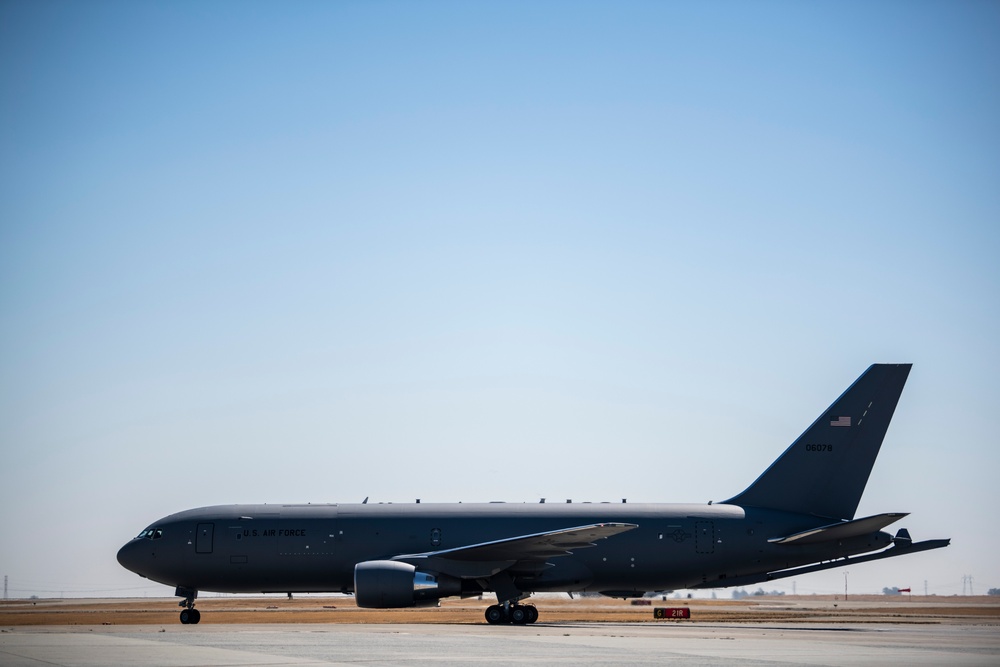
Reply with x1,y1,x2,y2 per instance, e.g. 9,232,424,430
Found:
724,364,911,520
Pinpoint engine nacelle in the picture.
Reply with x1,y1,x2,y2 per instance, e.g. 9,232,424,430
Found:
354,560,461,608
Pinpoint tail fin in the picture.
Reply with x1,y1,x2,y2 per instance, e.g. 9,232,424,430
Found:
724,364,912,520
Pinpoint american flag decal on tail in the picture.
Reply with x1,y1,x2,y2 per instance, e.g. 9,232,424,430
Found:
830,416,851,427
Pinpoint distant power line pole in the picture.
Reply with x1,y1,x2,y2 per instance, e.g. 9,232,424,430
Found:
3,575,6,600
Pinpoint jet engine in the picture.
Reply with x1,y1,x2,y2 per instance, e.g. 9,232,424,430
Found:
354,560,461,608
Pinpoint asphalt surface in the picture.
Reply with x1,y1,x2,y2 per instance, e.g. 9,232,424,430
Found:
2,622,998,666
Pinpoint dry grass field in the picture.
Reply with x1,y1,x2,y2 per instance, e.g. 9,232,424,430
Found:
2,595,998,627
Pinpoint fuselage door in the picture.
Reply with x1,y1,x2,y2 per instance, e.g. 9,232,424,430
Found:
695,521,715,554
196,523,215,554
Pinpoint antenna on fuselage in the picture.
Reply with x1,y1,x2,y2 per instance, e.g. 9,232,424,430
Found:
362,497,369,504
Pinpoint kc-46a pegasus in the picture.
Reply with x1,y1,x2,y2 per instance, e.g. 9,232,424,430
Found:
118,364,949,625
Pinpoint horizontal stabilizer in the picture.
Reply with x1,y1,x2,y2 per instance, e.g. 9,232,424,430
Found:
768,513,908,545
692,537,951,590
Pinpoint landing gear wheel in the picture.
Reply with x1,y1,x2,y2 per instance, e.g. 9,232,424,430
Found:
179,607,201,624
485,605,508,625
524,604,538,624
510,606,528,625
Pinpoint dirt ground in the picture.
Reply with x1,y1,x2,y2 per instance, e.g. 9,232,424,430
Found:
2,595,998,626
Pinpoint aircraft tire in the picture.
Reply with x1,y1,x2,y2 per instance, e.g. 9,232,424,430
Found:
524,605,538,624
191,609,201,624
485,605,507,625
510,606,528,625
179,609,193,625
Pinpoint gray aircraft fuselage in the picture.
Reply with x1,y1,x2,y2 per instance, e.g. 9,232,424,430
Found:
118,502,889,595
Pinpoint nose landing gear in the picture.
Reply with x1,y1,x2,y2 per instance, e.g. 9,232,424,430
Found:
179,607,201,624
176,587,201,624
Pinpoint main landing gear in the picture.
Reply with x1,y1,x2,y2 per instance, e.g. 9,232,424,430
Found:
485,603,539,625
176,587,201,625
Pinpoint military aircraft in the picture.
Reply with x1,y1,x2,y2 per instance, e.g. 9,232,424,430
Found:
117,363,949,625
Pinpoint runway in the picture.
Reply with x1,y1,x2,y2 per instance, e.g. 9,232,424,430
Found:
2,622,998,667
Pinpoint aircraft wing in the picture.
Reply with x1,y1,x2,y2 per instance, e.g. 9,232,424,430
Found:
392,523,637,579
768,512,908,545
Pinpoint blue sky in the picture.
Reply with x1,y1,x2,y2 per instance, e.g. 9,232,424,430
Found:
1,1,998,598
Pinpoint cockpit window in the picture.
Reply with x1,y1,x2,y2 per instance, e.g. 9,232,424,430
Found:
136,528,164,540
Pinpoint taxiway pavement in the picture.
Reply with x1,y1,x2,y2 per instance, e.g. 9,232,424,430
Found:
2,622,998,667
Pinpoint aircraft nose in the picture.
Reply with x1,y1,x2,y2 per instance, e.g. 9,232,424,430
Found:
117,540,147,576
